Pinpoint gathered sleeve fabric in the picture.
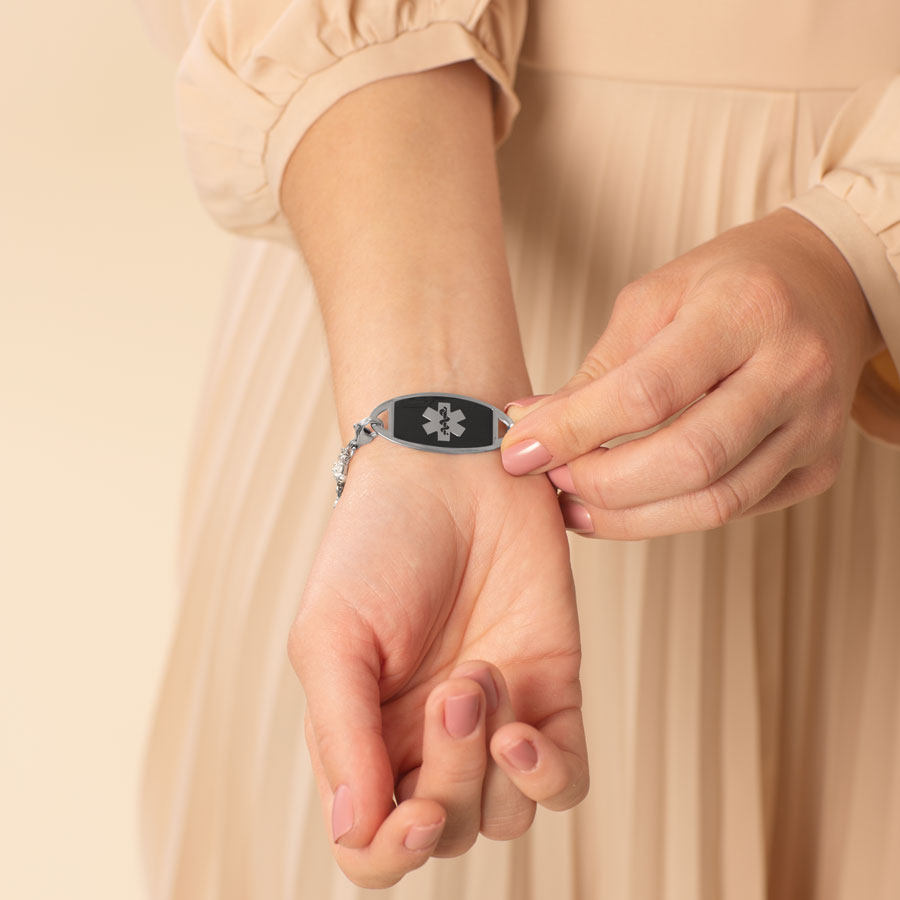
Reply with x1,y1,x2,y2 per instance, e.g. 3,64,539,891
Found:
168,0,527,243
780,72,900,444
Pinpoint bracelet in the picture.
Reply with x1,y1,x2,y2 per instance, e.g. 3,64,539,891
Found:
331,392,514,507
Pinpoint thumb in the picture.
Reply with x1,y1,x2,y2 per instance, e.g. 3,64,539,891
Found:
288,607,395,849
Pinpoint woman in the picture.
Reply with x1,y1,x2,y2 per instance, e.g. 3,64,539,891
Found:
138,1,900,897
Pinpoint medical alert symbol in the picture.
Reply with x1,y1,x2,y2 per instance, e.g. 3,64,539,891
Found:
422,402,466,442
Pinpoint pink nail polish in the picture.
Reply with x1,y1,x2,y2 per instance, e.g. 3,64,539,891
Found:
560,501,593,534
332,784,353,843
470,670,499,715
444,693,481,738
501,439,553,476
547,464,576,494
450,666,498,715
403,820,444,851
502,739,539,772
504,393,549,413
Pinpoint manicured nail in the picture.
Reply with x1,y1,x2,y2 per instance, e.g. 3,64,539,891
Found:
502,739,539,772
547,464,576,494
332,784,353,843
560,500,593,533
501,439,553,475
403,820,445,851
504,394,549,413
465,668,499,715
444,693,481,738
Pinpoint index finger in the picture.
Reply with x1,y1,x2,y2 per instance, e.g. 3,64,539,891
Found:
500,302,751,475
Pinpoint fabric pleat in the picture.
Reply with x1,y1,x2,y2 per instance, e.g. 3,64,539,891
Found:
140,63,900,899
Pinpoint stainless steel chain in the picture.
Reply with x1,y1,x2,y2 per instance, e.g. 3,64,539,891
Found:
331,416,380,508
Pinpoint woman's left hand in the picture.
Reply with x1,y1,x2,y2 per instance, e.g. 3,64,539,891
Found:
499,207,886,539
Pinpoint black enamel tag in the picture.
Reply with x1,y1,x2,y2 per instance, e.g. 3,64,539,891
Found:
368,393,511,453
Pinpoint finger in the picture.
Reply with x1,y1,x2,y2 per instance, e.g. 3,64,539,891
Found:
395,767,420,803
305,714,449,889
490,707,589,812
504,393,552,424
550,361,789,509
449,661,536,841
413,677,488,857
504,278,680,425
500,299,754,475
557,423,804,539
744,457,842,517
287,607,394,849
556,273,693,392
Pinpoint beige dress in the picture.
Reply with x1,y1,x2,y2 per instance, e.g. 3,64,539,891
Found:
137,1,900,897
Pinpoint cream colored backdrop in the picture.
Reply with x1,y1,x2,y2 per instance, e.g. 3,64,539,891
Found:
0,2,229,897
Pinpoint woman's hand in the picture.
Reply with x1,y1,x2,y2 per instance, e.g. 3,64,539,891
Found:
499,208,886,539
288,435,587,889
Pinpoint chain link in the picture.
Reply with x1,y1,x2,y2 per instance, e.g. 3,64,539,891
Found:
331,416,381,507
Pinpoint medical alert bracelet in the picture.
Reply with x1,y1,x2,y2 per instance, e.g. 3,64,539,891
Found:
332,392,514,507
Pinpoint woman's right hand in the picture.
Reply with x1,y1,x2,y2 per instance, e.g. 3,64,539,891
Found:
288,433,588,888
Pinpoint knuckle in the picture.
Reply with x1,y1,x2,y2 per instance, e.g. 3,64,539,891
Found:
576,353,610,383
614,279,647,309
693,479,745,529
585,463,616,508
551,394,590,455
621,364,677,426
678,427,730,487
810,454,842,495
615,274,663,311
821,398,846,438
794,337,838,394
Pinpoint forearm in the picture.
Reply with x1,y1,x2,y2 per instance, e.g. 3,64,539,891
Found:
281,60,531,442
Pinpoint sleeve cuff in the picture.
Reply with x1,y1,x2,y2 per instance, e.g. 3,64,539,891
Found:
781,185,900,445
231,20,520,244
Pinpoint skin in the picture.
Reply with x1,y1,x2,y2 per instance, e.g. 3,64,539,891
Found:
289,435,586,888
279,53,886,887
281,61,588,887
501,207,887,538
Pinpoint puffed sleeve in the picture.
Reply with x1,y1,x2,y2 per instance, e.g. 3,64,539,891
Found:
780,72,900,444
171,0,527,242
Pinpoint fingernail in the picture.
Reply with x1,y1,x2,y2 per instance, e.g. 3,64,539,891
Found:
560,500,593,534
502,739,539,772
504,394,549,414
403,820,444,851
501,439,553,476
332,784,353,843
547,464,576,494
466,668,499,715
444,692,481,738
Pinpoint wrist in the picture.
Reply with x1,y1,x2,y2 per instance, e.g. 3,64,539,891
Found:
769,206,886,361
335,376,532,446
326,286,531,442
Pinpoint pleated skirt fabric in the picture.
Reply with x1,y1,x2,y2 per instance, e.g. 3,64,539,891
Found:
140,63,900,900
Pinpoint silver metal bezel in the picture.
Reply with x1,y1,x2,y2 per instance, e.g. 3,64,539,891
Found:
367,392,513,453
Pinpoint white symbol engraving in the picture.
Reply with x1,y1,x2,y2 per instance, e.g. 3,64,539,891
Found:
422,402,466,442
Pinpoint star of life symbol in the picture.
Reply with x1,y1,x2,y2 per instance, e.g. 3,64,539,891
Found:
421,401,466,442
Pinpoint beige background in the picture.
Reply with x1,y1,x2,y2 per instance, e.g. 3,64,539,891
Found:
0,2,230,897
